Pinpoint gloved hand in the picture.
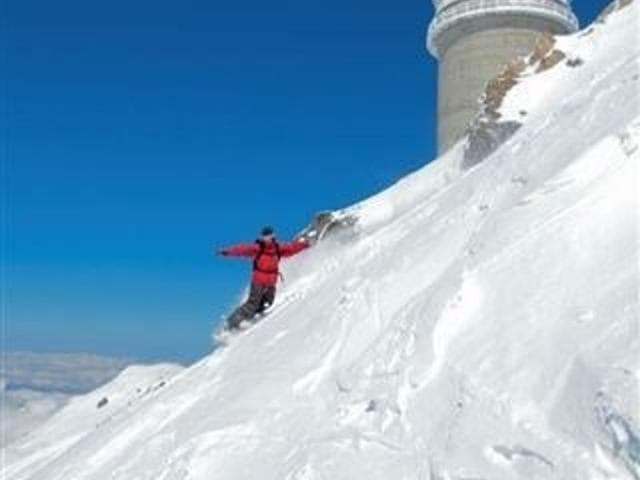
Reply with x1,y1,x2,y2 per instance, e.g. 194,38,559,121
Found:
216,248,229,256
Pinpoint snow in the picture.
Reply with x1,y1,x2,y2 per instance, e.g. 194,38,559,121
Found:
2,2,639,479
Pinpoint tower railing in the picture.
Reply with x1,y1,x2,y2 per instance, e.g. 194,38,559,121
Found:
428,0,579,56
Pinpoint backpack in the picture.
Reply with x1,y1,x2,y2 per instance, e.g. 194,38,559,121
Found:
253,239,281,274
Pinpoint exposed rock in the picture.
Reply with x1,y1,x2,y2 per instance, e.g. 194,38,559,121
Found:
463,31,572,168
463,121,522,169
296,210,358,245
537,49,566,73
528,31,569,74
566,57,585,68
529,31,556,66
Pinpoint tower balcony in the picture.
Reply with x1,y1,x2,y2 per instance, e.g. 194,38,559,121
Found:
428,0,579,57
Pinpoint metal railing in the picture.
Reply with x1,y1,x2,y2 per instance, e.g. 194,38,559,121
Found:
428,0,579,56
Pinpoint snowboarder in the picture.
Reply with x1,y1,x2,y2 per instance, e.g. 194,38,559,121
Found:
217,226,310,330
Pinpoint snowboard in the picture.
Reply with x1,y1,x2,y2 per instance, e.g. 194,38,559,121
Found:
213,311,270,347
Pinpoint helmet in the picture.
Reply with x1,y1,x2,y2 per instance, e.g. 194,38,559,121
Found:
261,226,275,237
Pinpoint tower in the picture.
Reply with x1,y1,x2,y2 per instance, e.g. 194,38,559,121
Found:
428,0,579,153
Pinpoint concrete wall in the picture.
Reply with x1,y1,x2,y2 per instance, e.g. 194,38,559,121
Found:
436,15,570,152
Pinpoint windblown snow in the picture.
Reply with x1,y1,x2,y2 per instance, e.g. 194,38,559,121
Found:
3,3,639,479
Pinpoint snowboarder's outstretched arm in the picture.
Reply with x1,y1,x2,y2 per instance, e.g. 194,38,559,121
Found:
218,244,260,257
279,238,310,258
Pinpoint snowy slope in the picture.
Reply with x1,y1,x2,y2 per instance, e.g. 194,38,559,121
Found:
3,2,639,479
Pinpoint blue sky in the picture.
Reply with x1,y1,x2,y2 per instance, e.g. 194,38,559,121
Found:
5,0,610,363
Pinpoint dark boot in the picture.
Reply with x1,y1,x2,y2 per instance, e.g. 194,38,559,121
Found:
255,286,276,315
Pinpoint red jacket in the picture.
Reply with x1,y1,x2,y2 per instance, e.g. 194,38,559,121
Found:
222,239,309,287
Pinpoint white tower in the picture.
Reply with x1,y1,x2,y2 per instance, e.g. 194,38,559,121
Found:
428,0,578,153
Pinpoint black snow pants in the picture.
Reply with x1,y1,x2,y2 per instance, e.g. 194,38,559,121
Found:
226,283,276,330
